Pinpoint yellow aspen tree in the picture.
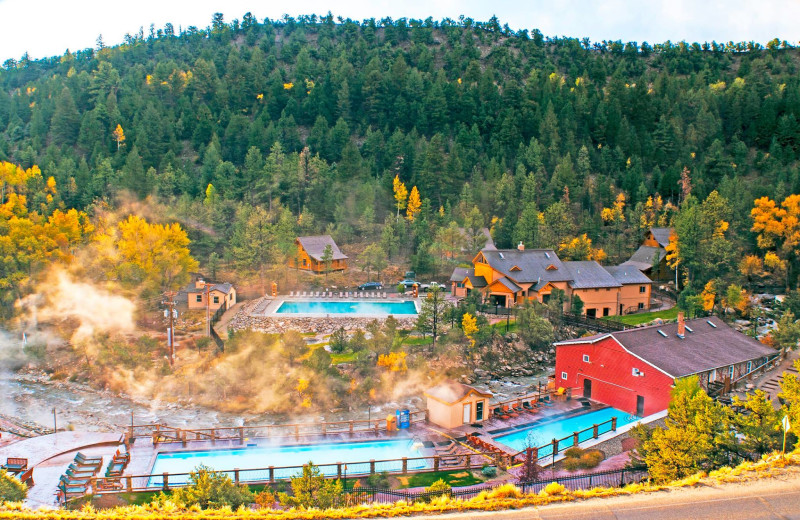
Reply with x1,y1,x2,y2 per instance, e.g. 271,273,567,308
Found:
406,186,421,221
112,124,125,150
462,313,478,349
700,281,716,312
392,175,408,216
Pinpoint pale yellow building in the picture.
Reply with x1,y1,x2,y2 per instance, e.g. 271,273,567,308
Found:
424,381,493,430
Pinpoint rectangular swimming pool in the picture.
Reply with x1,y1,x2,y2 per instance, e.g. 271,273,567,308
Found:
147,439,427,487
276,300,418,316
493,407,640,456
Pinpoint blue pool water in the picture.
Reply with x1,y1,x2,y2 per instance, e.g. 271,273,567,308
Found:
276,300,418,316
147,439,426,486
493,407,640,456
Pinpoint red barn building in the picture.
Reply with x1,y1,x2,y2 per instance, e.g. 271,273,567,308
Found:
554,315,776,416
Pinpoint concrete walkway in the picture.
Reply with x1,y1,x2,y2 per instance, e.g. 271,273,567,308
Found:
0,431,123,508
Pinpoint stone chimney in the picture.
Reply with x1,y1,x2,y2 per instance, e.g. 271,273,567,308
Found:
677,311,685,337
517,242,525,251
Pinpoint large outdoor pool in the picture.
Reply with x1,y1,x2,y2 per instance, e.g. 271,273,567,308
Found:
147,439,427,486
275,300,418,316
493,407,641,456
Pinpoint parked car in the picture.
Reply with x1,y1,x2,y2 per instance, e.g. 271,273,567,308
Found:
358,282,383,291
420,281,446,292
398,279,420,290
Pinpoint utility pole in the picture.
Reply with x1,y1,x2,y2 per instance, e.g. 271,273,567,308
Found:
162,291,177,365
205,282,211,337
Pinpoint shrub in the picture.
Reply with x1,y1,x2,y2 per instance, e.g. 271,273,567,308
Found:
254,488,276,509
578,450,604,469
564,447,584,458
486,483,522,499
366,471,390,488
195,337,212,351
169,465,252,510
0,470,27,502
278,462,344,510
481,465,497,478
425,479,451,498
542,482,566,496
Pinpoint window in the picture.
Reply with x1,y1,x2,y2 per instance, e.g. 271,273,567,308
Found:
709,369,717,382
747,361,753,373
586,308,597,318
729,366,734,379
583,354,590,363
632,368,640,376
213,296,219,304
196,295,202,303
638,302,645,310
603,307,610,316
561,371,568,380
639,286,646,293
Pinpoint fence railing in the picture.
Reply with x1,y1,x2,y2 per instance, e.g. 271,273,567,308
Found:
83,465,648,504
83,452,502,496
127,412,428,444
520,416,620,463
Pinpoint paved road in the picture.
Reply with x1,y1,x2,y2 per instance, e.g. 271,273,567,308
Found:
407,475,800,520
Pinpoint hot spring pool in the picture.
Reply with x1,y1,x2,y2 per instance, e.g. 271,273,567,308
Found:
493,407,641,457
147,439,427,486
275,300,418,316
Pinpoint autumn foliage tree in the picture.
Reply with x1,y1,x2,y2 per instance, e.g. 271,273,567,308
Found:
751,194,800,288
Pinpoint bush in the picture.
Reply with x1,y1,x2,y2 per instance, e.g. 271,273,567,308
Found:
254,488,276,509
481,465,497,478
278,462,344,510
0,470,27,502
564,447,584,458
425,478,451,499
365,471,390,488
486,483,522,499
541,482,566,496
168,465,252,510
195,337,212,351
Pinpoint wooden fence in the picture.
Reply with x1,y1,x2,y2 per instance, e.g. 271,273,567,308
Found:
127,411,428,445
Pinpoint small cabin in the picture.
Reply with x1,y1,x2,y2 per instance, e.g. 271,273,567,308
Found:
290,235,348,272
424,381,493,429
186,279,237,311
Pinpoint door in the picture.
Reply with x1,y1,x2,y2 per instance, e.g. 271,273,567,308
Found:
476,401,484,421
463,403,471,424
583,378,592,399
586,308,596,318
636,396,645,416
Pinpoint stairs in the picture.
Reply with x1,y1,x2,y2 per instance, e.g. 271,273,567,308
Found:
760,362,799,398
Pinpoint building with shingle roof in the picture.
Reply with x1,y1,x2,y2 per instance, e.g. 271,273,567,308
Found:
621,228,675,281
424,381,493,429
290,235,348,272
554,315,777,416
184,275,237,311
450,244,651,317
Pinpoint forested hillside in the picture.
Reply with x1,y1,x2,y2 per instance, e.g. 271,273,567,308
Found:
2,13,800,303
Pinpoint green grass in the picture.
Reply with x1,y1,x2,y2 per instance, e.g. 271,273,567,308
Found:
401,336,434,346
330,351,360,364
610,307,679,326
397,470,484,489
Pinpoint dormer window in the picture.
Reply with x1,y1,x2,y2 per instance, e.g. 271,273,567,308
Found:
546,264,558,271
510,265,521,272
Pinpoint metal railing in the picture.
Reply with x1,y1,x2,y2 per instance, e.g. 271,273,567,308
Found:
127,413,428,444
83,452,501,496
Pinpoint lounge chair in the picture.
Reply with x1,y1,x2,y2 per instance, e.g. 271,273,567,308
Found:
57,480,87,500
65,469,94,482
289,291,294,297
60,475,90,488
106,461,125,477
113,449,130,463
1,458,27,474
338,292,343,298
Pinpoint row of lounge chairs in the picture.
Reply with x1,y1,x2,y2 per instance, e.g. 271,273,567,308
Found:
57,448,129,503
287,291,388,299
492,397,552,420
57,452,102,503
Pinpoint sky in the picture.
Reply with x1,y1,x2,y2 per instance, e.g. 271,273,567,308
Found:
0,0,798,63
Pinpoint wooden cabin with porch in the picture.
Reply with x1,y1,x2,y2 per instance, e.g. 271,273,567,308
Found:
290,235,348,273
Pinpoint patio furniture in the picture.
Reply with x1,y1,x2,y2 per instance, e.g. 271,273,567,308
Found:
288,291,294,297
18,467,34,487
67,462,99,475
1,458,27,474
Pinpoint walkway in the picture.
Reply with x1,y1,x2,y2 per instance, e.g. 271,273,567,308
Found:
0,432,123,508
